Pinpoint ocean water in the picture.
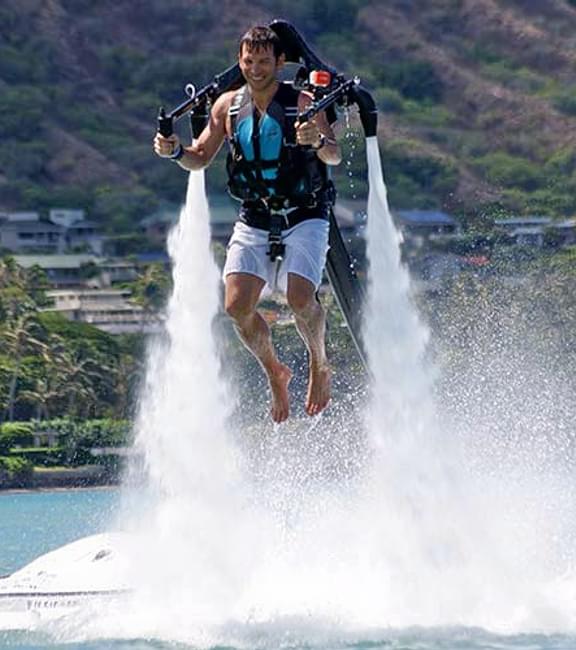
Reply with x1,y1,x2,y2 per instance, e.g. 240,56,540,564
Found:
0,490,575,648
0,483,574,650
2,148,576,649
0,489,119,576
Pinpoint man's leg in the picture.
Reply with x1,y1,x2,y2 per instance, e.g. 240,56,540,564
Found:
286,273,331,417
225,272,292,423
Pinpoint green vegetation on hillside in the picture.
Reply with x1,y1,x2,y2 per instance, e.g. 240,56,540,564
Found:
0,0,575,230
0,259,143,423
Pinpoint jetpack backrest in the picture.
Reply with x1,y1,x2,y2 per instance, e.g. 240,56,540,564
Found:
270,20,377,137
269,20,337,76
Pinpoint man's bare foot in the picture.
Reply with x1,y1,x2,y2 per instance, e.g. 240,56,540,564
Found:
305,363,331,417
268,363,292,423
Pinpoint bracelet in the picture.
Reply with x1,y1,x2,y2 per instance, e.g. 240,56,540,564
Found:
169,144,185,161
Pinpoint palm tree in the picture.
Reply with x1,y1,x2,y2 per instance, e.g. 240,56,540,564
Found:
18,377,60,421
53,343,114,418
131,263,171,317
0,309,47,422
17,334,66,420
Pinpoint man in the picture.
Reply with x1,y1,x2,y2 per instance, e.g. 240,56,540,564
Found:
154,25,341,424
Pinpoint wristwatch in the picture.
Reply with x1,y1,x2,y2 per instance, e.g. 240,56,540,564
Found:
169,144,185,161
312,133,326,151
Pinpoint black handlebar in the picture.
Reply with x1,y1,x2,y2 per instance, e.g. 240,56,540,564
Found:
156,20,378,140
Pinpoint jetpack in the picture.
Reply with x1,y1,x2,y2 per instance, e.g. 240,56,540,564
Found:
157,20,377,372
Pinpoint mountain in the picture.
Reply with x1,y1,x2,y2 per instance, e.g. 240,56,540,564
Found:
1,0,575,242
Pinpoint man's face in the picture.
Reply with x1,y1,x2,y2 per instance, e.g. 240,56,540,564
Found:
238,44,284,92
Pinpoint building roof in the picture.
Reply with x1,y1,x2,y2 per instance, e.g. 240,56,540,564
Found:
494,216,552,227
1,221,64,232
395,209,456,225
12,254,99,269
554,218,576,229
47,288,131,298
512,226,546,235
134,252,170,264
4,211,40,222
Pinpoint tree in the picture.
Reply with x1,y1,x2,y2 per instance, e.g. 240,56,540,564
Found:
0,309,47,422
130,263,172,315
50,340,113,418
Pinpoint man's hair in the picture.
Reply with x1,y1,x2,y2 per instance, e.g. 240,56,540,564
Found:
239,26,283,59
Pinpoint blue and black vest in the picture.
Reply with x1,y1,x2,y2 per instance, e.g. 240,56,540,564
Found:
226,83,334,227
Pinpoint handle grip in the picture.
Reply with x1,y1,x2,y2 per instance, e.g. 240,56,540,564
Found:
157,107,173,137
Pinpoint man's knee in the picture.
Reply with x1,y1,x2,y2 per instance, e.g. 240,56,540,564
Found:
225,294,255,323
225,274,263,323
287,286,316,316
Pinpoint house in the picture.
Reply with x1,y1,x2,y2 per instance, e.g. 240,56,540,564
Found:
394,209,460,238
50,209,103,255
97,259,139,286
46,288,162,334
494,216,552,247
553,218,576,246
0,209,103,255
12,254,101,287
49,209,86,228
0,220,66,253
65,220,104,255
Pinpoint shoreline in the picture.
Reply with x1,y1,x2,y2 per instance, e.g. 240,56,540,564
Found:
0,465,120,493
0,484,119,495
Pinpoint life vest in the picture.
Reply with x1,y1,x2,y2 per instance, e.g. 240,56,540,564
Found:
226,82,331,207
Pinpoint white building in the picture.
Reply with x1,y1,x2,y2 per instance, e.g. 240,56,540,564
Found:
65,220,104,255
0,209,103,254
3,211,41,222
494,216,576,247
0,221,66,253
49,209,86,228
46,288,162,334
13,254,100,287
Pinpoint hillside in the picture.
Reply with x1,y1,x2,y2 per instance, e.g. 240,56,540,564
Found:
1,0,576,240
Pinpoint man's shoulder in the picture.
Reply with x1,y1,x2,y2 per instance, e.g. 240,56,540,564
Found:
214,87,244,113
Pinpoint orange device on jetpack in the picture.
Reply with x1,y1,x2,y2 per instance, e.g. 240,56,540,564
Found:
309,70,331,88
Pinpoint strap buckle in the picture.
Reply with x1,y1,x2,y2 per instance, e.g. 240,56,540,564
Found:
267,210,287,262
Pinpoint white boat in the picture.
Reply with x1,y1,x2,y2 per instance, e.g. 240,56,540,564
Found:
0,533,129,629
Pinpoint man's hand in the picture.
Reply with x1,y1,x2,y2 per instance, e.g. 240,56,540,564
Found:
153,132,182,158
295,120,323,148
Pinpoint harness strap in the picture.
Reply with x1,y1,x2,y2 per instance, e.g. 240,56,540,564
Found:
251,106,265,187
267,211,286,263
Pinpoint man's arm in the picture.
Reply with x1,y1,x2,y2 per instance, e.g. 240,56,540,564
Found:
296,93,342,166
153,93,231,170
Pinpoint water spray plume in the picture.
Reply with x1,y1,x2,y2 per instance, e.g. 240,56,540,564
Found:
74,141,576,646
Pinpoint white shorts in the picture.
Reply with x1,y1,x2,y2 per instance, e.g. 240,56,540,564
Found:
223,218,330,294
